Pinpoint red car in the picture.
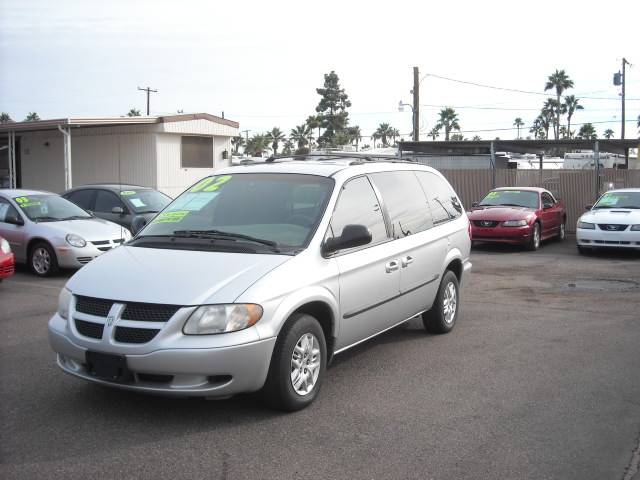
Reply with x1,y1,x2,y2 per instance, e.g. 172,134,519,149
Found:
467,187,566,250
0,236,15,281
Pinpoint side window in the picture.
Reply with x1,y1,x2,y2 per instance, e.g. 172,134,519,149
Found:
94,191,124,213
329,176,387,250
0,198,21,223
66,189,95,211
415,172,463,225
541,192,555,206
369,171,432,238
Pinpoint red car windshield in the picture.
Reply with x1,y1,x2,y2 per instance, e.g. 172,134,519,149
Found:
479,190,539,209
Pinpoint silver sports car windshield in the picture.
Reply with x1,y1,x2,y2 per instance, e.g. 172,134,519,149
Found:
13,195,92,222
137,173,334,249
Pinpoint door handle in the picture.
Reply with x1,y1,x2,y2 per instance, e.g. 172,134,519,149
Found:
385,260,399,273
401,256,414,268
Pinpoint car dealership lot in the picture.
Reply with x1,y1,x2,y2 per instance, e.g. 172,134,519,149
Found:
1,237,639,480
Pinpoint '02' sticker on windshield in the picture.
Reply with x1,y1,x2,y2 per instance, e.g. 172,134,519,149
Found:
190,175,232,193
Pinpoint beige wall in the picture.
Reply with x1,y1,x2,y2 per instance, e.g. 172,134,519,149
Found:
20,131,65,193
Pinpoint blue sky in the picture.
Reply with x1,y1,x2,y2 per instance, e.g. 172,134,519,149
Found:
1,0,639,141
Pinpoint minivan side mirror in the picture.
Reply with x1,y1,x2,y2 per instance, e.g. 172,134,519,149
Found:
5,212,24,226
585,204,593,210
322,224,372,256
131,215,148,235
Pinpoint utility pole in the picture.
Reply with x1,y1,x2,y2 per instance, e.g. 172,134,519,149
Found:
621,58,629,168
241,129,251,142
137,86,157,115
412,67,420,142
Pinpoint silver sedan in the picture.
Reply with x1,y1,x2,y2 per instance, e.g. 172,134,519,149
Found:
0,189,131,276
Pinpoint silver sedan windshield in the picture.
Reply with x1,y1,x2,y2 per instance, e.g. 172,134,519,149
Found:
14,195,92,222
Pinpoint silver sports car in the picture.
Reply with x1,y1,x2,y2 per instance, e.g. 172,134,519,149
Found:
0,189,131,276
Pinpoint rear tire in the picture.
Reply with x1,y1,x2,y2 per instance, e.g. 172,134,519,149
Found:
423,270,460,334
263,313,327,412
29,241,59,277
556,221,566,241
526,222,541,251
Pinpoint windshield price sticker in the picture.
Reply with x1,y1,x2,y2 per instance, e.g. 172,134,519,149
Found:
153,210,190,223
120,191,136,196
14,196,42,208
599,194,626,206
486,192,499,199
504,190,521,194
190,175,232,193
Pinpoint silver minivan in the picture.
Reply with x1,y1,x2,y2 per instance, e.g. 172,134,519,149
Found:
48,158,472,411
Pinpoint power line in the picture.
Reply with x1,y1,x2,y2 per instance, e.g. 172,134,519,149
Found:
423,73,640,101
137,86,157,115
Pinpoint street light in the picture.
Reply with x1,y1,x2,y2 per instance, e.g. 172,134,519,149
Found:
398,100,413,113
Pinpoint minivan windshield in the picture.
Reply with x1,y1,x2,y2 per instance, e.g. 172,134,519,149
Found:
593,191,640,209
137,173,334,251
478,190,539,209
13,194,92,222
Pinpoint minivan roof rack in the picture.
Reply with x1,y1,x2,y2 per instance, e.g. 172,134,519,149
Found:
261,152,417,165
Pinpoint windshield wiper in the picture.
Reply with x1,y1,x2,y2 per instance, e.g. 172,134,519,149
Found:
171,230,280,251
33,216,61,222
616,206,640,209
496,203,527,207
61,215,92,220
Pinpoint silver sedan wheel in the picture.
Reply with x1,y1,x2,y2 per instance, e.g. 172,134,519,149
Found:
290,333,321,396
32,247,51,275
443,282,457,325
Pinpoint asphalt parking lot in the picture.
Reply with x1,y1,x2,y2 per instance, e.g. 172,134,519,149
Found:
1,236,639,480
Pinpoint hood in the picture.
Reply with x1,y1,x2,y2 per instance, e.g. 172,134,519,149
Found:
579,208,640,224
66,245,291,305
38,217,130,241
468,206,535,221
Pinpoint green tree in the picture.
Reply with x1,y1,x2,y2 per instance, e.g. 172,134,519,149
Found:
564,95,583,139
603,129,615,139
315,71,351,147
577,123,597,140
559,126,568,139
450,133,465,141
428,127,440,140
544,69,574,139
265,127,285,155
25,112,40,121
282,139,294,155
540,100,556,139
290,124,312,151
513,117,524,139
127,108,141,117
434,107,460,141
0,112,13,123
373,123,395,147
472,135,482,141
347,125,362,150
306,115,321,143
245,134,269,157
231,136,245,154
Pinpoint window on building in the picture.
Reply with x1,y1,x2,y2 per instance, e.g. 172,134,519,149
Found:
369,171,432,238
181,136,213,168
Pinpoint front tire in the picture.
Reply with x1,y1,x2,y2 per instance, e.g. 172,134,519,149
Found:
557,221,566,241
263,313,327,412
423,270,460,334
577,245,593,255
29,241,59,277
526,222,541,251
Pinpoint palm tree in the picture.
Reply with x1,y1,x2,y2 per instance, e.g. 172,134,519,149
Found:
306,115,321,143
388,127,400,146
577,123,597,140
564,95,583,139
540,100,556,139
603,129,615,139
348,126,362,151
245,134,269,157
450,133,465,141
282,139,294,155
472,135,482,141
127,108,141,117
434,107,460,141
373,123,394,147
231,136,245,154
428,127,440,141
290,124,311,150
513,117,524,139
544,69,574,139
265,127,285,155
559,126,568,139
0,112,13,123
25,112,40,121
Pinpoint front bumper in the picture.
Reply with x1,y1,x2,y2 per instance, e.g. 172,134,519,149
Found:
54,242,122,268
48,313,277,397
0,252,15,279
576,228,640,249
471,224,532,244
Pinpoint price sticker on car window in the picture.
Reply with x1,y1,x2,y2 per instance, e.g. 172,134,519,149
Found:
486,192,499,199
152,210,190,223
120,191,136,196
14,196,42,208
190,175,232,193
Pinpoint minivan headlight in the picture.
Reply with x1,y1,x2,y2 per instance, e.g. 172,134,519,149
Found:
183,304,263,335
58,287,72,320
577,221,595,230
503,219,527,227
631,225,640,231
66,233,87,248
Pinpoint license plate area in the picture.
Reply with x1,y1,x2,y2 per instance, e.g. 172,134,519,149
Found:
86,351,131,381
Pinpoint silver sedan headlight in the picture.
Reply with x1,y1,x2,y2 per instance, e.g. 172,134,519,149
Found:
183,304,263,335
502,219,527,227
577,221,595,230
65,233,87,248
58,287,72,320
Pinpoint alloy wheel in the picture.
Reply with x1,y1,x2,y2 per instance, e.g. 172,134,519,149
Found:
32,247,51,275
290,333,321,396
443,281,457,325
